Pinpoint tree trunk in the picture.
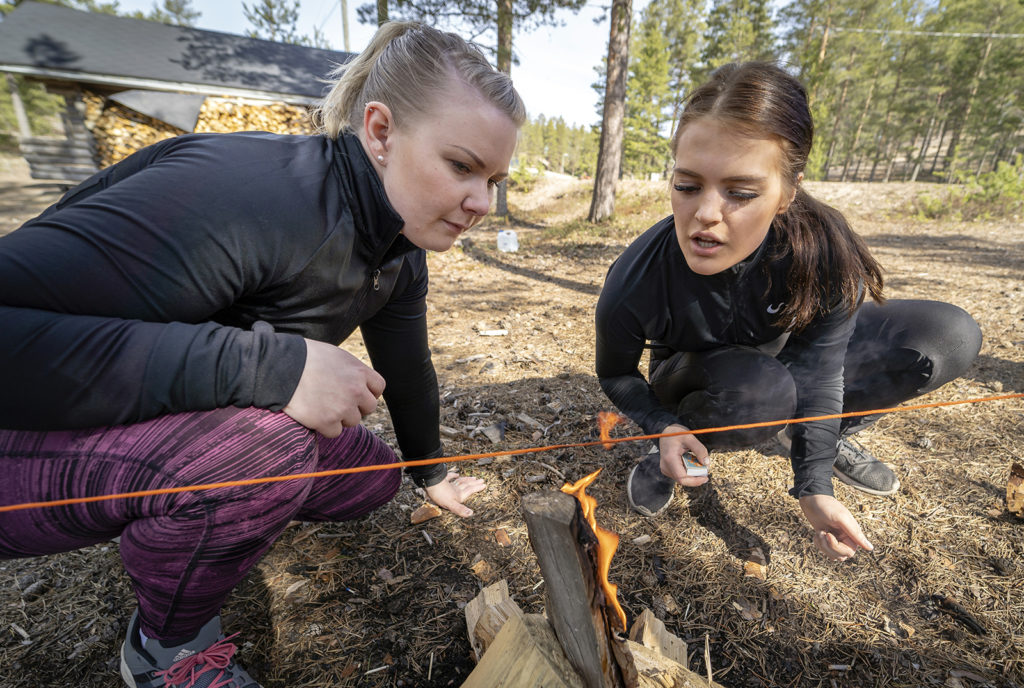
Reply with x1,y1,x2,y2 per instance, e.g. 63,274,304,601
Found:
588,0,632,223
911,92,943,182
945,25,997,181
376,0,388,25
494,0,514,219
341,0,351,50
840,70,877,182
822,77,849,179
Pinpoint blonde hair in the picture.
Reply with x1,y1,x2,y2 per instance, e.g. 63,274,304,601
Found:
313,21,525,138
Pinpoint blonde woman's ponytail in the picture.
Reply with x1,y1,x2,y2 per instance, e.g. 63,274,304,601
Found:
313,21,525,139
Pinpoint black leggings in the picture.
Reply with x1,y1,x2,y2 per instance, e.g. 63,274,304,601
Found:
648,300,982,449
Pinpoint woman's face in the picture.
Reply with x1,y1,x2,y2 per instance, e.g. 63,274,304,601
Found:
670,118,794,275
371,82,518,252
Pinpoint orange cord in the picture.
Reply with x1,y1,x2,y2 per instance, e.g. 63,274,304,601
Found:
0,392,1020,514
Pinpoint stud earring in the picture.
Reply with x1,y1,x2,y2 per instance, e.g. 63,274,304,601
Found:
376,155,384,163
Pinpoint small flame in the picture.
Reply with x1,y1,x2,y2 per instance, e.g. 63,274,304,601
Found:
598,411,625,450
561,468,627,633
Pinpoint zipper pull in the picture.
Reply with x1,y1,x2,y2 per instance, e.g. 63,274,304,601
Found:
372,269,380,291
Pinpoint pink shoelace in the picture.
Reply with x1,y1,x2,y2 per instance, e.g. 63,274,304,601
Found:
155,633,243,688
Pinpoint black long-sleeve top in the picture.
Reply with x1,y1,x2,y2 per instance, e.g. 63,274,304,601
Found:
595,216,856,498
0,130,447,486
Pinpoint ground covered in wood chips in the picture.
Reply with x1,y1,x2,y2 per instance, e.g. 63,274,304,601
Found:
1,157,1022,688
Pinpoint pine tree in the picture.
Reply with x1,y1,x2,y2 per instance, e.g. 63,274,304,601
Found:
645,0,705,130
589,0,632,222
146,0,200,26
699,0,776,80
623,3,672,178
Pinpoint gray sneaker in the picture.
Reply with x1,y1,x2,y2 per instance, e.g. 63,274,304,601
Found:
833,438,900,497
120,609,261,688
627,447,676,517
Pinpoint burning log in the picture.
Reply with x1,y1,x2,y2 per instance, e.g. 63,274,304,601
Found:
463,476,722,688
521,488,624,688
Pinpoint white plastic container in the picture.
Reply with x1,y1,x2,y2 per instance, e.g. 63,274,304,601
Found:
496,229,519,253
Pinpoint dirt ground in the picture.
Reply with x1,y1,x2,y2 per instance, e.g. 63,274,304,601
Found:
1,158,1022,688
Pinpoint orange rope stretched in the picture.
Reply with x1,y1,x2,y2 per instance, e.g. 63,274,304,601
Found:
0,392,1020,514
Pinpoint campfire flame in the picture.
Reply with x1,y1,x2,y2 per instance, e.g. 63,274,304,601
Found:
561,468,627,633
598,411,625,450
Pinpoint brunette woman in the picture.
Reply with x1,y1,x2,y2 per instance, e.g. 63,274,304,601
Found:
596,62,981,563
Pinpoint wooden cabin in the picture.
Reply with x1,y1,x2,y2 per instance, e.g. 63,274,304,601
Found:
0,1,354,181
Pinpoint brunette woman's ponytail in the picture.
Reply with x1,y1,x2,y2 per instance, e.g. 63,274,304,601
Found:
774,189,884,329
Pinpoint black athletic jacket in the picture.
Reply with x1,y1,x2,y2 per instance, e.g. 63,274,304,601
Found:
0,131,447,487
595,216,856,498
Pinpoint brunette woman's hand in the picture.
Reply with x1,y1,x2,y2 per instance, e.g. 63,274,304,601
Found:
799,494,874,562
282,339,386,437
658,424,710,487
424,471,486,518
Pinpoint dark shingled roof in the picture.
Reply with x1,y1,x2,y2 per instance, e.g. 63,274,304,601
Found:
0,1,355,100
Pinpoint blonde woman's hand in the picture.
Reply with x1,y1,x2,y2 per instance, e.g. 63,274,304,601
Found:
799,493,873,562
424,471,486,518
282,339,385,437
658,424,710,487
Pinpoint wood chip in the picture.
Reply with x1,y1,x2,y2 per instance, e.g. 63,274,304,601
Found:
1007,462,1024,515
950,669,986,682
743,546,767,580
494,528,512,547
732,597,762,621
284,579,307,599
481,422,506,444
410,503,442,524
439,424,461,437
516,412,544,429
471,559,497,583
10,623,30,641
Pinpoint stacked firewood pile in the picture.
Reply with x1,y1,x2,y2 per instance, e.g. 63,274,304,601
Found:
88,97,183,169
84,92,314,168
194,98,313,136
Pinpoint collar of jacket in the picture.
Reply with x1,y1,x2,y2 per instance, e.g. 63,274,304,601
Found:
333,132,419,265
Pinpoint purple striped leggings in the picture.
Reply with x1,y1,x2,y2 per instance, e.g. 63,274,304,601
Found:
0,407,400,641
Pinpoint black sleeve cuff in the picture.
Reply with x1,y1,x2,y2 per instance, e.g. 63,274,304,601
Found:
404,447,447,488
788,476,836,499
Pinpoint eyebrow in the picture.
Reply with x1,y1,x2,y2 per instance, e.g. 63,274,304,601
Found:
673,167,767,184
451,144,508,181
451,145,484,168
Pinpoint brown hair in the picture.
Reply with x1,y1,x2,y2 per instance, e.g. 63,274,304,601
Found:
673,62,884,330
313,21,526,138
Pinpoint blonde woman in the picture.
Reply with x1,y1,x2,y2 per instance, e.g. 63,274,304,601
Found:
0,22,523,687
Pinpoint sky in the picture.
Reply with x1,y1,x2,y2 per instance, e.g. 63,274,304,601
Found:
113,0,638,129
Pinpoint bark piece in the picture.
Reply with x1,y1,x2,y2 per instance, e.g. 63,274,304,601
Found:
1007,462,1024,515
410,503,442,524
